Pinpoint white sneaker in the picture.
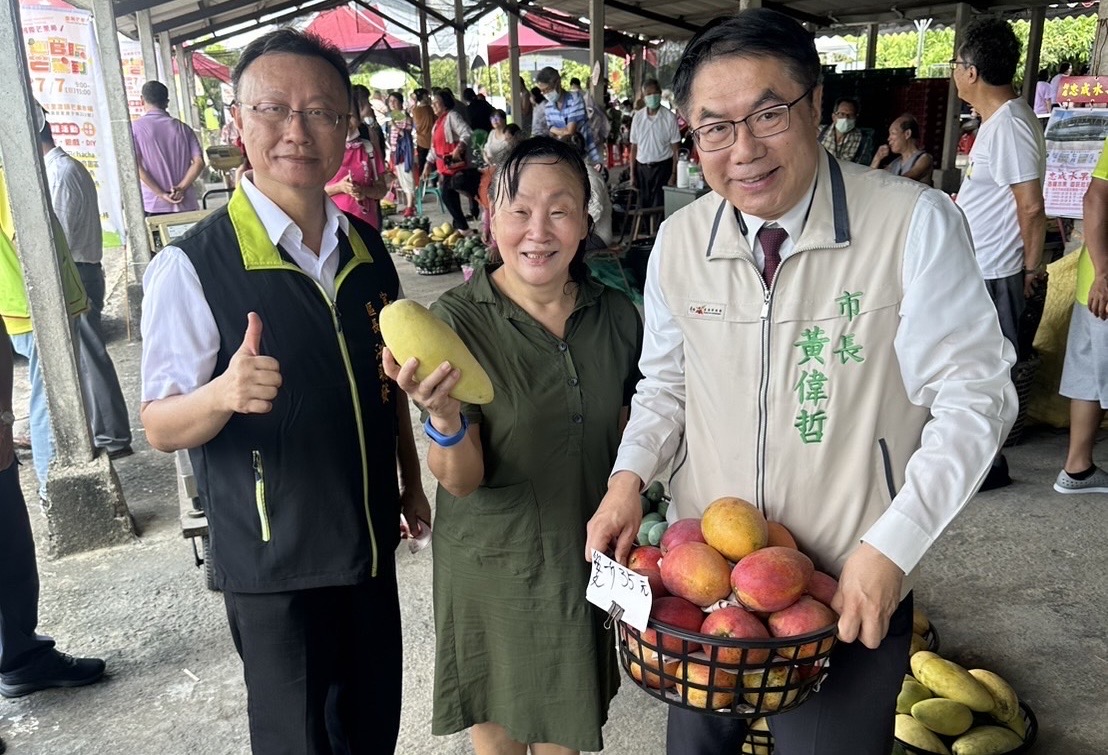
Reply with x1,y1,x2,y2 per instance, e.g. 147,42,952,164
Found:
1053,466,1108,494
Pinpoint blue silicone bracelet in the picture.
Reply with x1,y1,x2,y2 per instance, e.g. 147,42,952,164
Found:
423,414,469,447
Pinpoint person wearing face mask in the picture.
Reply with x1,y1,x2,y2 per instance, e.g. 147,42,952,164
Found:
533,66,604,170
630,78,682,209
818,96,873,164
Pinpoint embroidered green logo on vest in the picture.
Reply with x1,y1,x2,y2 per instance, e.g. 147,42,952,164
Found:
836,290,863,321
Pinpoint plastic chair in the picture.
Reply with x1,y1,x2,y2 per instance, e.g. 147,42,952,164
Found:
417,170,446,215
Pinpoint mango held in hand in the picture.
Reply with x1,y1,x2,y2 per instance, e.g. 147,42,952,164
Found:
379,299,494,404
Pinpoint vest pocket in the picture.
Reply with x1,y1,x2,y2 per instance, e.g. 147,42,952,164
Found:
252,450,271,543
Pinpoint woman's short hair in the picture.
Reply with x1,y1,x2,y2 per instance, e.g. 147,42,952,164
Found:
490,136,592,284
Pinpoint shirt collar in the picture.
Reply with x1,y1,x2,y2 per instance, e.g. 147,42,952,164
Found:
469,263,605,317
739,170,819,247
44,147,65,165
238,175,349,250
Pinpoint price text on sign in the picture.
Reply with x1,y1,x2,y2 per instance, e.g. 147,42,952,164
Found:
586,550,652,631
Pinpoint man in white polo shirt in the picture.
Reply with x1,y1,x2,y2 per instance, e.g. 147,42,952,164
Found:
953,16,1046,490
630,78,682,209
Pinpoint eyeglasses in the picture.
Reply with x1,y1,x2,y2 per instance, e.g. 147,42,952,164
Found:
239,102,347,132
949,58,974,70
690,85,814,152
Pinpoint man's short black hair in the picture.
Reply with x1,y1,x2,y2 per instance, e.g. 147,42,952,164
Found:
413,88,429,100
673,9,820,116
141,80,170,109
570,77,581,87
232,28,351,102
833,96,859,114
643,78,661,93
535,66,562,89
958,17,1021,87
1059,61,1072,74
462,87,477,101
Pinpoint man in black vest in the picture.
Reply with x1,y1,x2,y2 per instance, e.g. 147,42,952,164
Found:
139,29,429,754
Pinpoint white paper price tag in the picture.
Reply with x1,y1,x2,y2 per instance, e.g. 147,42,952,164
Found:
585,550,652,631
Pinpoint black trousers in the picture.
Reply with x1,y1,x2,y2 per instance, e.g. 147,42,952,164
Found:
0,460,55,675
416,146,429,180
635,159,672,209
223,560,402,755
666,592,913,755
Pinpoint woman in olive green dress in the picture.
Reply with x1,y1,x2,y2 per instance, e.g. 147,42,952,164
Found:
384,136,642,754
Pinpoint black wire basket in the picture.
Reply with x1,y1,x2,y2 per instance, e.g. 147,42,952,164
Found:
617,617,837,718
894,699,1038,754
742,719,774,753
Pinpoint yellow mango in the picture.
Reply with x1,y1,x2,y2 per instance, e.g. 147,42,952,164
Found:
895,714,950,755
896,678,933,715
911,697,974,736
380,299,494,405
967,668,1019,723
915,657,995,713
951,725,1024,755
913,606,930,635
910,650,941,681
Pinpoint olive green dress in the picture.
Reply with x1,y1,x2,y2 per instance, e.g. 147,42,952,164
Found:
428,265,643,751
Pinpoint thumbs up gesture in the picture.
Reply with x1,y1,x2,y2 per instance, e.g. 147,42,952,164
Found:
222,312,282,414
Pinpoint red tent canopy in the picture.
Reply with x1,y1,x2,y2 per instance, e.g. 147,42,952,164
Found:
189,53,231,83
486,10,650,66
305,5,419,69
487,25,570,66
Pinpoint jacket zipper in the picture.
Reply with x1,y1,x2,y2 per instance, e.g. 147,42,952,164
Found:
266,261,378,576
754,263,772,517
252,450,271,542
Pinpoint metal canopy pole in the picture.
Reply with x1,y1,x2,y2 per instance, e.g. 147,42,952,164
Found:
588,0,605,111
419,6,431,91
158,34,180,117
135,9,158,81
865,22,879,69
1022,6,1045,104
91,0,152,271
508,7,522,128
937,2,971,192
454,0,467,93
1095,0,1108,75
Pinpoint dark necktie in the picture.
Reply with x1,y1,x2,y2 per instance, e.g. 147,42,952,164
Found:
758,225,788,286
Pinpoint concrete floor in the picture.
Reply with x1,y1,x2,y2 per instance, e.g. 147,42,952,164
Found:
1,206,1105,754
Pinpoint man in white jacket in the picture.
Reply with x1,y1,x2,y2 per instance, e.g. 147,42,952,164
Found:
586,9,1016,754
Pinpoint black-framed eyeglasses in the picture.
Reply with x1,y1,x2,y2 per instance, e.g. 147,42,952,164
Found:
690,85,815,152
238,102,347,132
949,58,974,70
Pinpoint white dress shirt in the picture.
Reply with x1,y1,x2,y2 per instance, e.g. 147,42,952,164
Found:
615,184,1017,574
629,106,682,165
140,177,348,402
44,147,103,264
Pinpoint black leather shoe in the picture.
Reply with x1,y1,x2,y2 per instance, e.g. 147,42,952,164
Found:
107,446,134,461
980,455,1012,492
0,650,105,698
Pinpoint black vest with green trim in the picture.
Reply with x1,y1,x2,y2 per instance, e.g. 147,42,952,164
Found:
178,188,400,593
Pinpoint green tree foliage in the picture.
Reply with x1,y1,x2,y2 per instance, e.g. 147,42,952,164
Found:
841,14,1096,82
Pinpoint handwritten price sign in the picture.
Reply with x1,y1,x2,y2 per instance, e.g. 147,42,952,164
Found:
585,550,652,631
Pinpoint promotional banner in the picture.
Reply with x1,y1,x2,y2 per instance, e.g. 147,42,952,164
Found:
19,0,138,236
1043,107,1108,219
